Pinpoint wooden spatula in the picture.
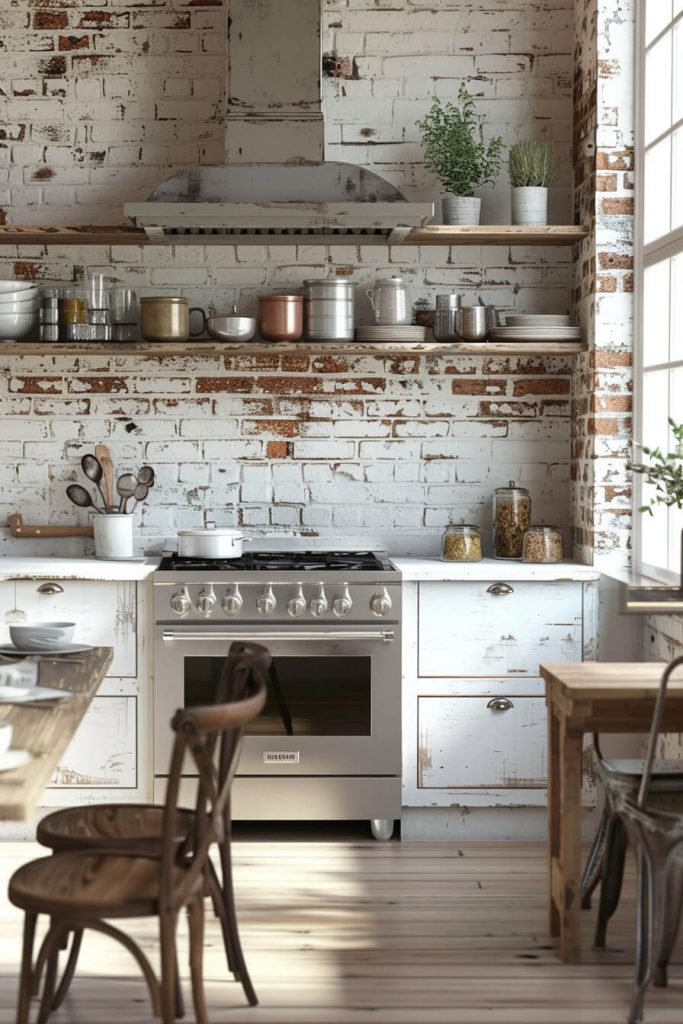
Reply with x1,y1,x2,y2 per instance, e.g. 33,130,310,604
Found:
95,444,114,510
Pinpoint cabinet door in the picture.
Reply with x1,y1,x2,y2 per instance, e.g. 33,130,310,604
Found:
49,696,137,788
417,695,546,790
418,580,582,678
10,580,136,678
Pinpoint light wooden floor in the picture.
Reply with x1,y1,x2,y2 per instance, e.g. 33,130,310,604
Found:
0,825,681,1024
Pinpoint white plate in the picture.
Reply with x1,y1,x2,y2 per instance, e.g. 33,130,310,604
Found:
355,326,426,340
0,748,32,772
0,643,92,657
0,685,73,703
506,318,573,326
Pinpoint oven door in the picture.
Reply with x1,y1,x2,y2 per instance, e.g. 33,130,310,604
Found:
154,624,400,777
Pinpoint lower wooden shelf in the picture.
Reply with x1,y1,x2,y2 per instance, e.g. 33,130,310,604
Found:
0,339,586,356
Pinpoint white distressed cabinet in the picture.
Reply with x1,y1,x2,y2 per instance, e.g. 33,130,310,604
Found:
400,568,599,814
0,578,150,804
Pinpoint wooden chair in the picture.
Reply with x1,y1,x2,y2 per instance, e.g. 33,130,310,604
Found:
9,643,268,1024
590,655,683,1024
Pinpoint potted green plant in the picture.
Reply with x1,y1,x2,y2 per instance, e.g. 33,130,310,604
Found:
508,139,554,226
418,86,503,226
630,417,683,582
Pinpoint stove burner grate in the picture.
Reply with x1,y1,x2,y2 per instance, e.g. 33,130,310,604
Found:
158,550,394,573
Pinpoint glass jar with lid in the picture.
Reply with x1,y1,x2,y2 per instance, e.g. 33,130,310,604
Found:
493,480,532,559
521,525,563,563
441,524,483,562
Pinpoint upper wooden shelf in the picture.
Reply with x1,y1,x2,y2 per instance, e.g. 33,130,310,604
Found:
0,224,589,247
1,339,586,356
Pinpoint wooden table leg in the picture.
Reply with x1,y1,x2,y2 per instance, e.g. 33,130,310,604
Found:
547,697,561,939
558,721,584,963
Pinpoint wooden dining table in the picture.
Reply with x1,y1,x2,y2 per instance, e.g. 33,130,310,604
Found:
540,660,683,963
0,646,113,820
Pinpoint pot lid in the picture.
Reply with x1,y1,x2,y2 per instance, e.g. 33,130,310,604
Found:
141,295,188,305
178,525,244,537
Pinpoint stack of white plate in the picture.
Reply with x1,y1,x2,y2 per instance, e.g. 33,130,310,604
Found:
355,325,426,342
490,313,581,342
0,281,39,342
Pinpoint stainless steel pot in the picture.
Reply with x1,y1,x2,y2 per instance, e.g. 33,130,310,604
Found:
303,279,355,340
177,523,249,559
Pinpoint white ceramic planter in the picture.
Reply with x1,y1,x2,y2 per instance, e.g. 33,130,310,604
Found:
442,195,481,226
93,514,134,559
511,186,548,225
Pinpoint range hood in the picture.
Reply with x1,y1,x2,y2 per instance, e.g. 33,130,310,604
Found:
124,0,433,245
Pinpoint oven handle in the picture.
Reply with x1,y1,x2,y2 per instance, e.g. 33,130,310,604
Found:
161,629,395,644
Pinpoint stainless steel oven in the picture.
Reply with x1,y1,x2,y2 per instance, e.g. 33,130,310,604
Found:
153,552,401,838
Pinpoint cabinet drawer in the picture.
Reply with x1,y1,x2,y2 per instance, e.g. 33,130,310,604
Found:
417,580,582,678
417,695,546,790
49,695,137,788
11,580,137,678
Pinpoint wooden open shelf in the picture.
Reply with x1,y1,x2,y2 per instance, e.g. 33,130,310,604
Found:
0,224,589,247
0,339,587,356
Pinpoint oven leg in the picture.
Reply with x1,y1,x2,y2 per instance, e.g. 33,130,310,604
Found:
370,818,395,841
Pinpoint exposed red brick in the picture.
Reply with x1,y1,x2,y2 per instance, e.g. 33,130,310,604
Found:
334,265,355,276
0,209,5,226
13,87,38,97
243,419,299,437
477,401,541,418
596,173,617,192
596,149,633,171
70,377,128,393
266,441,290,459
281,355,310,372
588,416,632,436
196,377,253,393
58,35,89,51
223,354,278,372
604,485,631,502
11,377,62,394
591,394,631,412
451,378,507,395
32,167,55,180
38,55,67,77
13,261,41,281
624,272,634,292
592,350,631,368
513,378,570,396
256,376,321,395
34,11,68,29
311,356,349,374
387,356,420,375
600,197,634,216
596,275,617,292
598,252,633,270
322,52,358,79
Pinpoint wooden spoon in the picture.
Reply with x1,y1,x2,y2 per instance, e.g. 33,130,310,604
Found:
95,444,114,509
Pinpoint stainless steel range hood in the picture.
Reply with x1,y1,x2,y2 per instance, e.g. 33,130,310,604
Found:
124,0,433,245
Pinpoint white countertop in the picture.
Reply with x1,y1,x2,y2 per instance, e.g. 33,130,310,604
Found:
391,557,601,581
0,557,160,581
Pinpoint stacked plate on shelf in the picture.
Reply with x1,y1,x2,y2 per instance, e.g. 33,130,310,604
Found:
354,325,427,342
490,313,581,343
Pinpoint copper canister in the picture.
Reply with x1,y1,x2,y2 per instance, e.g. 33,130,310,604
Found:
258,294,303,342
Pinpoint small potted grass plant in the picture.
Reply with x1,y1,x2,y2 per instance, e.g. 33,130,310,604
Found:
418,86,503,226
508,139,554,225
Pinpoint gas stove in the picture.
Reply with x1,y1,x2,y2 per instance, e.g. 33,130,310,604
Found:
154,549,400,623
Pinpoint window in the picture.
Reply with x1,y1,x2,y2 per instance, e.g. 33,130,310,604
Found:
636,1,683,580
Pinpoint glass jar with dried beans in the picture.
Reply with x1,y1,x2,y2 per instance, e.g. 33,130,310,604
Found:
493,480,532,559
441,524,483,562
521,525,563,563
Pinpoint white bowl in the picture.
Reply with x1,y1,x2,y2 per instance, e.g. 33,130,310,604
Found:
0,281,37,294
9,622,76,651
0,311,37,341
0,298,39,315
0,722,13,754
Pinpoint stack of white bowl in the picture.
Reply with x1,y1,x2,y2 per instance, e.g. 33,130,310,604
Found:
0,281,39,342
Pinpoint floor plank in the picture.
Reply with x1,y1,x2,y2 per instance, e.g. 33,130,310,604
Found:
0,827,681,1023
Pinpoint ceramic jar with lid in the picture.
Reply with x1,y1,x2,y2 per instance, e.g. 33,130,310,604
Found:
493,480,532,559
365,276,410,325
441,524,483,562
521,525,563,563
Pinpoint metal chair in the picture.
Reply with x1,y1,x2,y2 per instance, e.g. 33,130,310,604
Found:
17,641,269,1022
591,655,683,1024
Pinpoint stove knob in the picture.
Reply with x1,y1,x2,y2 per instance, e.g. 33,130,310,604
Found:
332,584,352,618
256,585,276,617
287,585,306,618
310,584,328,617
370,587,392,618
169,586,191,617
221,584,242,617
196,585,216,618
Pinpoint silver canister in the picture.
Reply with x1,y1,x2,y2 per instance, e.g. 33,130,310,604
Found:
433,293,461,341
456,305,489,342
303,279,355,341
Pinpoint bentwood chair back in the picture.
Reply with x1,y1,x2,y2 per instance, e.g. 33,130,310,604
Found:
9,644,268,1024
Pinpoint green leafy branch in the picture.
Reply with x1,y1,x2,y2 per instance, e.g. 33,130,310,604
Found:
630,417,683,515
418,86,504,197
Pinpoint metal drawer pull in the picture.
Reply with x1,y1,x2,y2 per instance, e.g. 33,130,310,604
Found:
162,630,395,644
487,697,514,711
487,583,513,596
36,583,64,595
